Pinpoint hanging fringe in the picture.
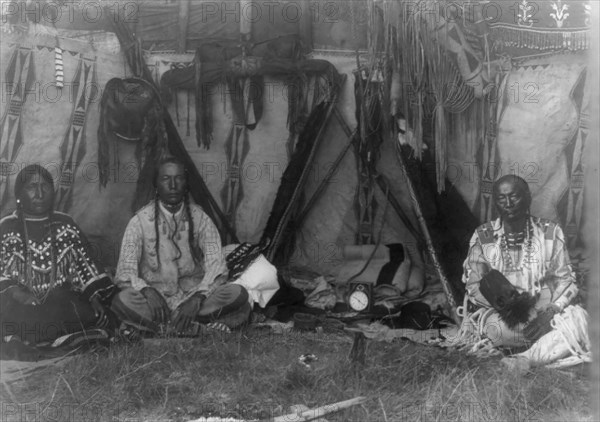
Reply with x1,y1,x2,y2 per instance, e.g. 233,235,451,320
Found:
389,0,476,190
5,249,80,301
412,93,424,160
419,9,474,192
490,25,590,51
395,6,426,160
390,69,401,116
433,103,447,193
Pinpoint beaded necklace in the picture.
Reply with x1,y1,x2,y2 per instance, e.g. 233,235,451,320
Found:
500,218,534,272
19,207,57,302
159,199,183,214
158,201,184,260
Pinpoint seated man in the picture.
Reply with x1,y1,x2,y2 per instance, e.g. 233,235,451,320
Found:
0,165,118,350
113,156,278,335
462,175,590,368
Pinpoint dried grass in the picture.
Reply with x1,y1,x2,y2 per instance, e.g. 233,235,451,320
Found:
2,327,592,422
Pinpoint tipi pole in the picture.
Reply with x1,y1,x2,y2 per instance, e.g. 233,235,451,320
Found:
393,140,460,324
265,75,347,262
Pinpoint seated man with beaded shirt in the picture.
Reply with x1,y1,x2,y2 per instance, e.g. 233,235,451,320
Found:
462,175,590,368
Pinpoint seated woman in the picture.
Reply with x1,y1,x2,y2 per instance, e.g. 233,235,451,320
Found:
461,175,590,369
0,165,118,350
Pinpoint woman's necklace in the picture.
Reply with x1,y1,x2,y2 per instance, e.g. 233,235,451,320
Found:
22,217,55,302
500,218,533,272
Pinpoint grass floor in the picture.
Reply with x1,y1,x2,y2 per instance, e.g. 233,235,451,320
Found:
1,326,594,422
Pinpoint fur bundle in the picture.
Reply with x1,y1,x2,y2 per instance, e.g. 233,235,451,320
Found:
480,269,536,329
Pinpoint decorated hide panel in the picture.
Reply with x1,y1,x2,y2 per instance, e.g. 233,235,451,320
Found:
0,32,137,269
293,54,421,277
495,58,587,241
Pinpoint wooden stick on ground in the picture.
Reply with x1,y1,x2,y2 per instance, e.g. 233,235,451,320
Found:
268,396,368,422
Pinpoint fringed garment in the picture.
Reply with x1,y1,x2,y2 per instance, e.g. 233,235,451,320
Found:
0,211,115,303
463,216,578,311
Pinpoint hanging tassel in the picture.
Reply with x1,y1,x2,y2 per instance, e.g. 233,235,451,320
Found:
54,47,64,88
414,93,423,159
390,69,401,116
